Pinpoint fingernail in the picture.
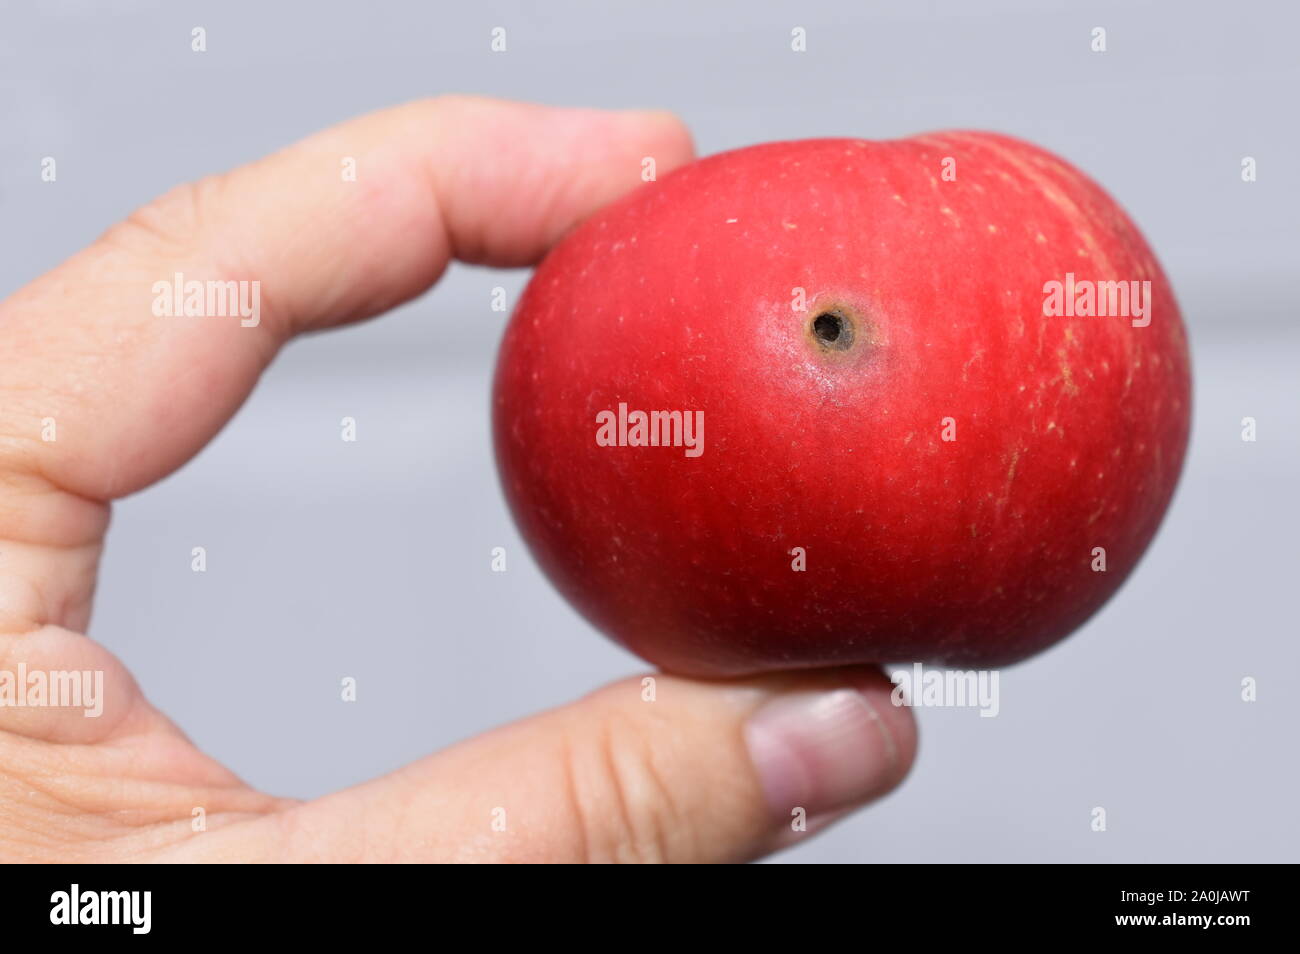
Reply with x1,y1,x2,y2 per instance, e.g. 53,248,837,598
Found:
744,685,901,821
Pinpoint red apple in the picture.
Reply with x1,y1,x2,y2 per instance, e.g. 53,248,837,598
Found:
492,133,1191,677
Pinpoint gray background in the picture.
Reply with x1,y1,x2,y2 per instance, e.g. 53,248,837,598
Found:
3,0,1296,862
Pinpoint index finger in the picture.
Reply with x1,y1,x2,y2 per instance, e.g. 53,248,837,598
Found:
0,96,693,503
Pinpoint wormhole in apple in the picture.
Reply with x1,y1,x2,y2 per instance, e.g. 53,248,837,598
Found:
812,310,853,350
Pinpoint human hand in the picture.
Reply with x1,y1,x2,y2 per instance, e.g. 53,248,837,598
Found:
0,97,915,863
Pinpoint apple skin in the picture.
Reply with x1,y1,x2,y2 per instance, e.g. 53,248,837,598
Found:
492,133,1191,677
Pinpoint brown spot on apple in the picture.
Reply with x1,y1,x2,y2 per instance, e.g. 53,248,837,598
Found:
805,302,876,359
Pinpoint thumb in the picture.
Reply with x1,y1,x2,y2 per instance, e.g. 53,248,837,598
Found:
246,667,916,863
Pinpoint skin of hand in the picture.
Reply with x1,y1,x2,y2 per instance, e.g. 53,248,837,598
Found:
0,96,916,864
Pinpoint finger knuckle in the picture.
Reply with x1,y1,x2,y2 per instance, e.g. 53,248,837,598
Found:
563,698,694,864
100,176,225,261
